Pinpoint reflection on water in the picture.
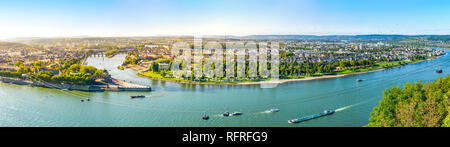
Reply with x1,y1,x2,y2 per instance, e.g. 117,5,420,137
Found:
0,50,449,127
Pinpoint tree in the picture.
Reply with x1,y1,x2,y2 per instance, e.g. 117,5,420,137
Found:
339,60,351,69
149,62,159,72
33,61,43,69
80,65,97,75
368,76,450,127
69,64,81,73
14,61,24,67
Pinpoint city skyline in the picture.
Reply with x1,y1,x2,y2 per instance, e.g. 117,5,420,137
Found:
1,0,450,39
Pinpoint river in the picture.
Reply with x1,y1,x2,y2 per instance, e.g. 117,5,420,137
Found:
0,49,448,127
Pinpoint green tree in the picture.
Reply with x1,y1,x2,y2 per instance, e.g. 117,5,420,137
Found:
368,76,450,127
150,62,159,72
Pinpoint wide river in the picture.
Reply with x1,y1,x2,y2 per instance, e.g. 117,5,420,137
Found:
0,49,448,127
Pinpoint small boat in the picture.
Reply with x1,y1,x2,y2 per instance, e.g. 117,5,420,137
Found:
356,79,363,82
87,99,90,101
268,108,280,113
223,111,230,117
81,100,84,102
436,65,443,73
288,109,335,124
202,113,210,120
231,112,243,116
130,95,145,99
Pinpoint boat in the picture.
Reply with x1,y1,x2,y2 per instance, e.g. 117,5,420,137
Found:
130,95,145,99
436,65,443,73
231,112,243,116
356,79,363,82
288,109,335,124
202,113,209,120
81,100,84,102
267,108,280,113
223,111,230,117
87,99,90,101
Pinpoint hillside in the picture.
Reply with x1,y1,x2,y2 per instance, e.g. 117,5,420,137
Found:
368,76,450,127
0,41,34,50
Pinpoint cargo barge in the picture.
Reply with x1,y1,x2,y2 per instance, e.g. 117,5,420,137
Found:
288,110,335,123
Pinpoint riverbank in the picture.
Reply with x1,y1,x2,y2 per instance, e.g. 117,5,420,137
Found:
0,77,151,92
138,68,384,85
137,54,446,85
2,48,448,127
245,54,446,85
124,64,148,72
238,68,387,85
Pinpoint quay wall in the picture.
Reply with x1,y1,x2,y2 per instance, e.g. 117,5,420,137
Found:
118,87,152,91
0,77,151,92
0,77,32,85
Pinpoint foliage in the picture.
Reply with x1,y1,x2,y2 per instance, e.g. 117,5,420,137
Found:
368,76,450,127
0,71,22,78
106,49,120,58
1,57,105,85
29,63,104,85
149,62,159,72
124,56,139,65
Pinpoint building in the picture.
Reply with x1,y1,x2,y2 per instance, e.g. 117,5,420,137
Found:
158,63,170,70
145,45,158,48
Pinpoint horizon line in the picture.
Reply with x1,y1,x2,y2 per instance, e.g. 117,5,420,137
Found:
3,34,450,40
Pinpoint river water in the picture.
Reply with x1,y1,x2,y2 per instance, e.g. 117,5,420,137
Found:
0,49,448,127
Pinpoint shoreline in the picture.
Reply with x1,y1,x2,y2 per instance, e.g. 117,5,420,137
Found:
4,52,444,89
138,68,386,86
238,68,386,85
136,54,447,85
0,77,151,92
239,54,446,85
123,64,147,72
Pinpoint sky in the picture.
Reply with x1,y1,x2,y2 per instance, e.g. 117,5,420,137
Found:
0,0,450,39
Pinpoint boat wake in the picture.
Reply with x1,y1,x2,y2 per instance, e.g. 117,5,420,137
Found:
335,105,354,112
335,98,374,112
262,111,272,114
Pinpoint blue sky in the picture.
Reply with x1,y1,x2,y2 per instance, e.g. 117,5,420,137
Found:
0,0,449,39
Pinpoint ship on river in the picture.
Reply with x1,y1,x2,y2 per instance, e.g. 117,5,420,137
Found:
130,95,146,99
288,110,335,124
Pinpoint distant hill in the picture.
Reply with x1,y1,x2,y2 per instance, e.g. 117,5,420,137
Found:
3,35,450,43
228,35,450,40
2,37,43,43
0,41,34,50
